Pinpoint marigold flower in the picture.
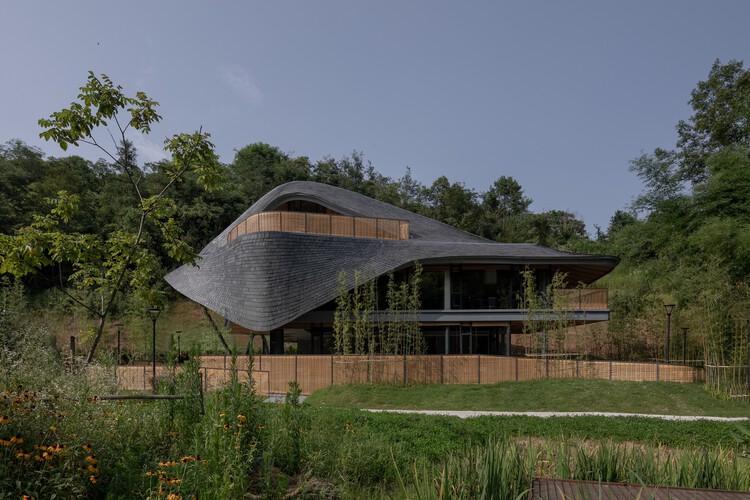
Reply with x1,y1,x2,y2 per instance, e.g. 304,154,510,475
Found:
49,425,58,431
167,494,182,500
10,435,23,444
86,455,97,464
159,460,179,467
181,456,192,463
0,416,10,424
88,465,99,474
82,443,92,452
89,475,97,484
223,423,231,430
237,414,246,422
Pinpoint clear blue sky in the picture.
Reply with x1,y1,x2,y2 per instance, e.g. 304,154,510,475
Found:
3,1,748,234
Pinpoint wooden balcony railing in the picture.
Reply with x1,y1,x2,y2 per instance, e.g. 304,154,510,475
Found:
553,288,609,310
226,211,410,243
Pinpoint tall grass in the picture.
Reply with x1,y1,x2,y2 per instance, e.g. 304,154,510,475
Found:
391,439,750,499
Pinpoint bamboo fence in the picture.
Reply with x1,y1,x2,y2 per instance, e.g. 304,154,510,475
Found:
114,355,702,396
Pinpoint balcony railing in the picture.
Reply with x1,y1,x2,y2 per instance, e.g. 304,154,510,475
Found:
226,211,410,243
450,289,609,311
553,288,609,311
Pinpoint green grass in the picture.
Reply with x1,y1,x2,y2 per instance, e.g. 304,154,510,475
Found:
306,379,750,417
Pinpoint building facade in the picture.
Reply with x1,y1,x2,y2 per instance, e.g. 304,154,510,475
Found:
166,181,618,355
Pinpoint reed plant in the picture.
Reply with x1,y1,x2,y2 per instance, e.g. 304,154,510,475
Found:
390,438,750,499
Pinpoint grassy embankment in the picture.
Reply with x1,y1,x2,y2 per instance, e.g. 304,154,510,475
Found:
306,378,750,417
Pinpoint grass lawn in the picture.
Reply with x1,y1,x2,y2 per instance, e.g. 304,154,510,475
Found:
305,378,750,418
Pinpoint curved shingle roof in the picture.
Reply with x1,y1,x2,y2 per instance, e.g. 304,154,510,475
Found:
166,181,618,331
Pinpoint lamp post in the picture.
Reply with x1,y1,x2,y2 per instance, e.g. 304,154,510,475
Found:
148,307,161,391
664,304,675,363
176,330,182,362
681,327,688,366
115,323,123,365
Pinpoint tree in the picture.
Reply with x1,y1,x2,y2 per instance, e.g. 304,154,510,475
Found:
0,72,221,363
480,175,532,241
676,59,750,184
423,176,481,232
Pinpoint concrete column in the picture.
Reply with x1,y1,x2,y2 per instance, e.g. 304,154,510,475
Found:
444,325,450,355
505,324,511,356
444,270,451,310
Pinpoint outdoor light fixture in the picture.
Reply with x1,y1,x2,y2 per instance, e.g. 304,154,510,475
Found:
681,327,688,366
176,330,182,362
148,307,161,391
663,304,675,363
115,323,123,365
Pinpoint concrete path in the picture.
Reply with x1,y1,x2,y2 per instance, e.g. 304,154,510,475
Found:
365,409,750,422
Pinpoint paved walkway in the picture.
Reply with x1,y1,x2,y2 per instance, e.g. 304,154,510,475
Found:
365,409,750,422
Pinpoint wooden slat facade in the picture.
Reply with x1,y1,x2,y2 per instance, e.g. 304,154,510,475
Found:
226,211,410,243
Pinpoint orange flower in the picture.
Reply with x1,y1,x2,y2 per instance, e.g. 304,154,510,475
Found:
85,455,97,464
89,475,97,484
82,443,92,452
167,494,182,500
49,425,58,432
180,456,192,463
0,416,10,424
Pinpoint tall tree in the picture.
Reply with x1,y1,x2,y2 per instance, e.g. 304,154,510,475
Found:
676,59,750,184
0,72,221,363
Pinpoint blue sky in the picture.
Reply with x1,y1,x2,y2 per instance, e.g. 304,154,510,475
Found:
3,1,748,234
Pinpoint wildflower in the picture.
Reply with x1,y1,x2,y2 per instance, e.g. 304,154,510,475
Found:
159,460,179,467
219,412,226,417
167,494,182,500
10,435,23,444
43,451,53,461
237,421,244,427
223,423,231,430
22,496,33,500
0,439,12,447
82,443,92,452
85,455,97,465
0,416,10,424
88,465,99,474
180,456,192,463
49,425,58,431
257,424,265,430
237,414,247,422
89,475,97,484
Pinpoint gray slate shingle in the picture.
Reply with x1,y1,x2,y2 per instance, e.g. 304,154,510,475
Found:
166,181,618,331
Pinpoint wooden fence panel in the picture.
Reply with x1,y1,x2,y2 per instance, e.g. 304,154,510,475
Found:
442,356,478,384
296,356,333,393
333,355,368,385
406,355,442,384
479,356,516,383
516,358,542,381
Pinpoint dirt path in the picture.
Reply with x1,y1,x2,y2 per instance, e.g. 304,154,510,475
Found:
365,409,750,422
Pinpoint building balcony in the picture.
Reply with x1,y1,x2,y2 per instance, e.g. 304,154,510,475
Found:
227,211,410,243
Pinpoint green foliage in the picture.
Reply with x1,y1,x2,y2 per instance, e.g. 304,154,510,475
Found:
2,73,221,363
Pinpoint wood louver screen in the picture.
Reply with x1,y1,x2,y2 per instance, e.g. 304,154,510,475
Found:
226,211,410,243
